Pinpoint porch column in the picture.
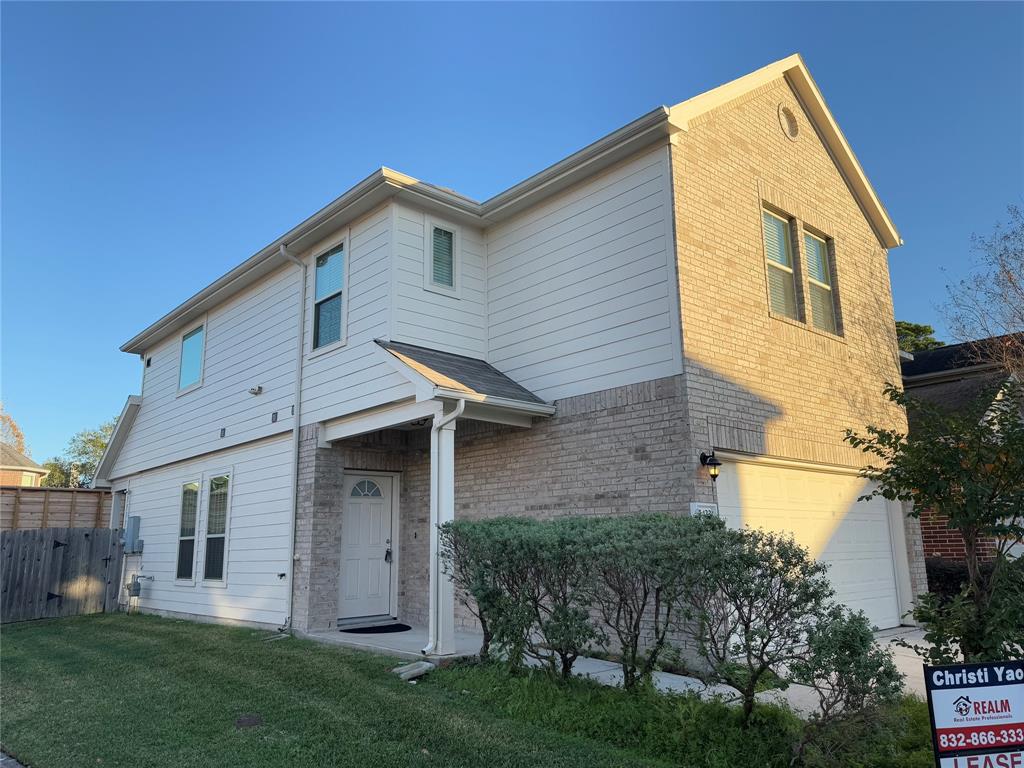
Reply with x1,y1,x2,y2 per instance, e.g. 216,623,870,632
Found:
424,403,461,656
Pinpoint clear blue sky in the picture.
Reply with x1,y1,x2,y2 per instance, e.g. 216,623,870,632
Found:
2,2,1022,461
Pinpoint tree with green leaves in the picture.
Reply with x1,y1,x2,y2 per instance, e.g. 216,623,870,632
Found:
40,418,115,488
846,382,1024,662
895,320,944,353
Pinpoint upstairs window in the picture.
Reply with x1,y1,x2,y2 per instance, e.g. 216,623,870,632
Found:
313,243,345,349
178,325,205,390
424,219,459,296
431,226,455,288
804,232,838,334
176,481,199,580
762,210,799,320
203,475,230,582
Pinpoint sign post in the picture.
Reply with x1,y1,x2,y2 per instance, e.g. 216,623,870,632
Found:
924,660,1024,768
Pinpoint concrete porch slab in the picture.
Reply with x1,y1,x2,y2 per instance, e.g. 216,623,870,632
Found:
299,625,483,662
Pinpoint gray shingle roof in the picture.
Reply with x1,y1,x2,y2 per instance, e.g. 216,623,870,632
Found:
1,443,44,471
376,341,547,405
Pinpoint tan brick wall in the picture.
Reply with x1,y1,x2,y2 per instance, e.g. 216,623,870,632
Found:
670,77,907,479
291,376,697,631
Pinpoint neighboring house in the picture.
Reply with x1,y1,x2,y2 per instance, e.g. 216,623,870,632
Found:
94,54,925,651
901,335,1023,562
0,443,48,487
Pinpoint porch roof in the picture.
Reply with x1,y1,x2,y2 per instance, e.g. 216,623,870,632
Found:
375,340,550,409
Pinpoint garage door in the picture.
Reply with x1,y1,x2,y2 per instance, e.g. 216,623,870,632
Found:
716,458,902,630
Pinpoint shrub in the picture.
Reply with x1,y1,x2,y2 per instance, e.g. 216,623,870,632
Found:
440,516,601,678
577,513,725,689
678,526,836,725
439,517,535,660
790,606,904,763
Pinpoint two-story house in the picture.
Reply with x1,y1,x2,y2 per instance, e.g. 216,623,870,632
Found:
95,54,927,653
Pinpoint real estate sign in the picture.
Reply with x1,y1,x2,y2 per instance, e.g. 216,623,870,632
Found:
925,661,1024,768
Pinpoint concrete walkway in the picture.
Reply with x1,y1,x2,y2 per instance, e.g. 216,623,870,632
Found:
308,623,929,716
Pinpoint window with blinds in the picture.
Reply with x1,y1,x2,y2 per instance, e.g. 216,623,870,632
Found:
176,481,199,580
431,226,455,288
203,475,230,581
804,233,838,334
762,210,799,319
313,243,345,349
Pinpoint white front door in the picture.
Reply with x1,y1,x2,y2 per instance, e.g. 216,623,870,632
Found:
339,475,394,620
716,459,903,630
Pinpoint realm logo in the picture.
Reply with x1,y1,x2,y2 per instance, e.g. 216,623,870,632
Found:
954,696,973,717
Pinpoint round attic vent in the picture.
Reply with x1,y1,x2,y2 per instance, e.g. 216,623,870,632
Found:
778,104,800,141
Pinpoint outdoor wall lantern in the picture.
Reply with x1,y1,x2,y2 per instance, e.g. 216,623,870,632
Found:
700,451,722,482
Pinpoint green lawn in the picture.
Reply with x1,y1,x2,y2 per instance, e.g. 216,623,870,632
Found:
0,614,666,768
0,614,935,768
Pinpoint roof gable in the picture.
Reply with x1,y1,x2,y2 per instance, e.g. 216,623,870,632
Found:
668,54,901,250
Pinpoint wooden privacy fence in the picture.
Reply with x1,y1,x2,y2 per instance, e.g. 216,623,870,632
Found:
0,527,124,623
0,487,112,530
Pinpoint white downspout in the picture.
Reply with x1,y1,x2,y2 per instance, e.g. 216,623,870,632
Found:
280,243,306,632
421,398,465,655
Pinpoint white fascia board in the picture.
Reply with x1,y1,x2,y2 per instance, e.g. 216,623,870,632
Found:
91,395,142,487
372,343,437,402
668,53,901,250
433,387,556,416
321,399,443,443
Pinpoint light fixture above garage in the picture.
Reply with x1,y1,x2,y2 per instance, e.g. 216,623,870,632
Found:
700,451,722,482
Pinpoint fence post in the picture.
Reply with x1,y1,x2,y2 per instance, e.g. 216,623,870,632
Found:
94,493,102,527
69,491,76,527
12,488,21,529
42,489,50,527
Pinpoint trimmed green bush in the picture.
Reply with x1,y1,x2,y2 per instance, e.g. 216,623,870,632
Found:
678,525,837,724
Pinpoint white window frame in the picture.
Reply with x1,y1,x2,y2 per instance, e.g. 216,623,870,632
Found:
174,479,201,585
176,318,207,396
761,209,800,321
422,216,461,298
803,230,840,335
308,233,350,357
200,468,233,588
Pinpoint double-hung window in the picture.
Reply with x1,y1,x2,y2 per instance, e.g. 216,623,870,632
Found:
313,243,345,349
804,232,838,334
203,475,230,581
176,481,199,580
178,325,205,391
762,210,799,320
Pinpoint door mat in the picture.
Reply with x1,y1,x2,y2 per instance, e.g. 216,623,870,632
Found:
339,623,412,634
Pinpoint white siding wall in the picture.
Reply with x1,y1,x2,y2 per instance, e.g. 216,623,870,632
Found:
112,265,300,478
120,435,293,627
485,147,682,401
300,204,415,426
391,202,488,358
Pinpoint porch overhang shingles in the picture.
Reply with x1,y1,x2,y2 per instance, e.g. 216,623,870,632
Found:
374,340,556,418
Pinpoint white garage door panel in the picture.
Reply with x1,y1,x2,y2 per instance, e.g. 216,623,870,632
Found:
717,460,901,630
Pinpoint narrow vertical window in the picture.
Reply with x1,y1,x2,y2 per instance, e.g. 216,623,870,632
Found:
176,481,199,580
178,325,205,390
431,226,455,288
313,243,345,349
203,475,229,581
762,210,799,320
804,233,838,334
